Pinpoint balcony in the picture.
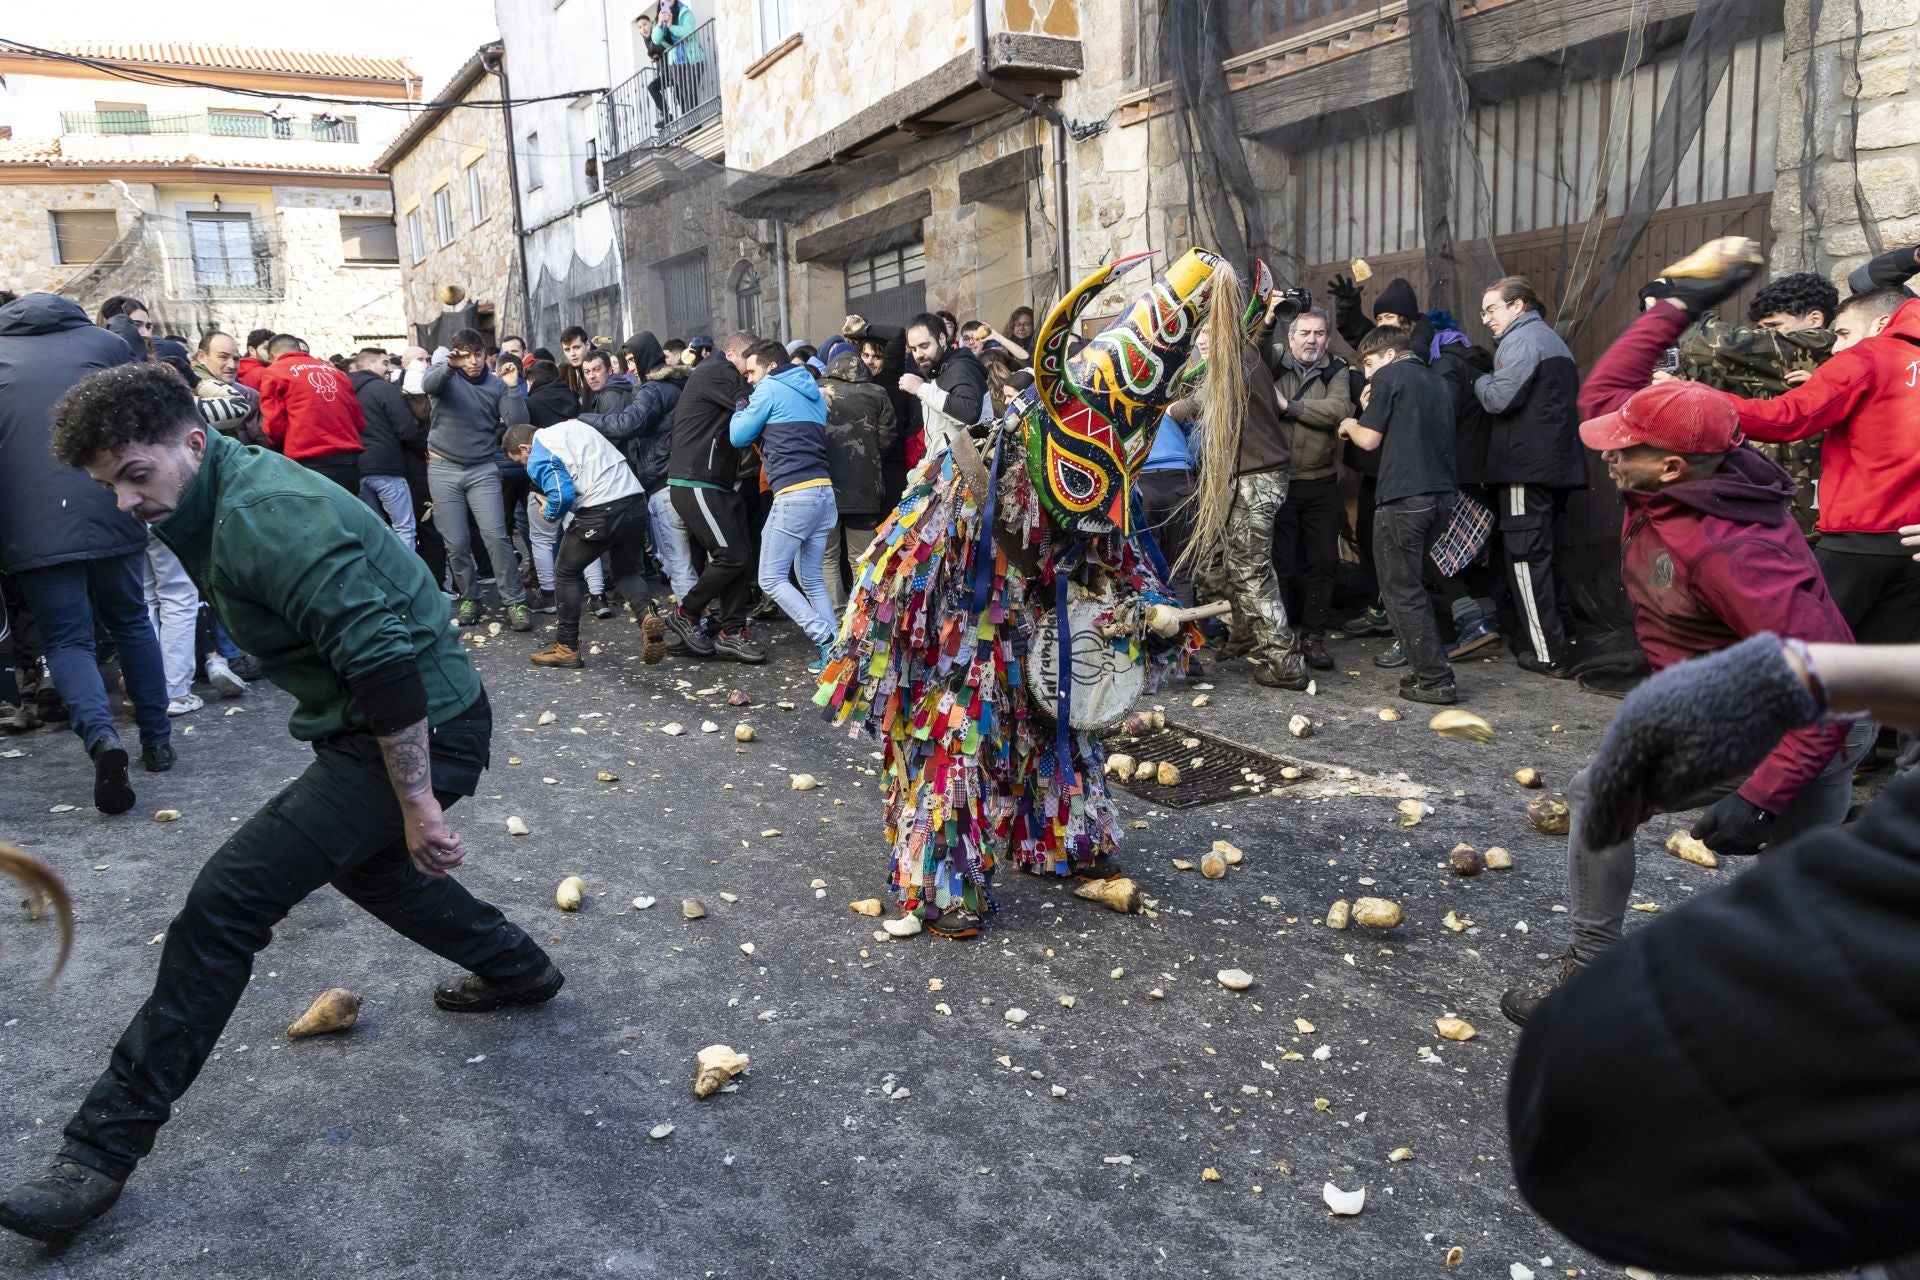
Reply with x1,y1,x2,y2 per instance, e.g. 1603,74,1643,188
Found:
603,18,721,169
60,109,360,143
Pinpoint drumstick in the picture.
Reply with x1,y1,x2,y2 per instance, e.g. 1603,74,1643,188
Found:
1143,600,1232,638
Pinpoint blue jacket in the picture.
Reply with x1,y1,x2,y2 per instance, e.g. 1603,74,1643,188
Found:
730,363,831,493
1142,412,1196,473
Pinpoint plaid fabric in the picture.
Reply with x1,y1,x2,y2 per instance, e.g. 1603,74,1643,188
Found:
1429,489,1494,577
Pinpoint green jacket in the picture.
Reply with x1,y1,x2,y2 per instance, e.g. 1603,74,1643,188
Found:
1273,352,1356,482
154,430,480,741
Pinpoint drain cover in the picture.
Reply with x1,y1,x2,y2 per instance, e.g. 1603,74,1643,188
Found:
1101,723,1316,809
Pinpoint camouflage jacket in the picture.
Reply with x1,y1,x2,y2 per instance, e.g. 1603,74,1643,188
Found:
1676,317,1836,537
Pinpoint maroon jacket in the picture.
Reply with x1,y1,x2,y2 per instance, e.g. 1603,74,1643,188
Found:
1582,305,1853,813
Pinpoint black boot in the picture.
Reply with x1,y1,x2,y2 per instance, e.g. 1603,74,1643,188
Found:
434,960,565,1013
89,735,135,815
0,1157,125,1242
1500,949,1584,1026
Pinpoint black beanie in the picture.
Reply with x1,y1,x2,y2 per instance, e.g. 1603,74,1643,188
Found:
1376,277,1420,321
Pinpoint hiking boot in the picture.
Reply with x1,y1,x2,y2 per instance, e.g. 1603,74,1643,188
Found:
590,594,616,620
1500,949,1585,1027
227,653,261,681
204,655,247,698
1373,641,1407,669
1254,652,1311,691
1517,652,1569,679
434,960,565,1013
926,909,985,940
712,629,768,665
504,603,534,633
749,592,778,621
530,643,585,670
1446,618,1502,660
1398,676,1459,705
1219,634,1257,658
454,599,483,628
1342,606,1392,638
1302,632,1333,670
90,735,135,815
637,605,668,665
0,1157,125,1242
664,607,715,657
141,741,175,773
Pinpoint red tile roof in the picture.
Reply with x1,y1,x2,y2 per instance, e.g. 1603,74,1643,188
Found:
0,136,382,176
11,41,418,84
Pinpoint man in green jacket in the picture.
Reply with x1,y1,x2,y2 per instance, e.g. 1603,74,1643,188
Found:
0,364,562,1243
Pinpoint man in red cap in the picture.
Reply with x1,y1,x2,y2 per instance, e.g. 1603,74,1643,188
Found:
1498,292,1867,1025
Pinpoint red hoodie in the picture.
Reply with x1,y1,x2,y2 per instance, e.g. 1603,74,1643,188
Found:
236,355,267,391
258,351,365,460
1704,296,1920,534
1582,305,1853,813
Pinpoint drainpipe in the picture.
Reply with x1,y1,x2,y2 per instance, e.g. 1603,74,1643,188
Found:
596,3,632,336
774,219,791,344
485,45,535,338
973,0,1102,299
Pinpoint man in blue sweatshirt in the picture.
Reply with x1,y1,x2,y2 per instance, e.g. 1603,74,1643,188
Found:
730,339,838,668
503,423,666,670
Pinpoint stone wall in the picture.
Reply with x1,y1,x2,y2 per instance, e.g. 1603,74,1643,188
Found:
1772,0,1920,283
0,182,146,296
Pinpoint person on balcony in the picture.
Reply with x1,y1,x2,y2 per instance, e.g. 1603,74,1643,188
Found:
641,0,706,127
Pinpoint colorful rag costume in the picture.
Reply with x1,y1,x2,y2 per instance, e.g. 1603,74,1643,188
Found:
815,248,1259,929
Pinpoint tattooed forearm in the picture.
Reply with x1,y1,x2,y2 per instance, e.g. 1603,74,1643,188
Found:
377,719,434,801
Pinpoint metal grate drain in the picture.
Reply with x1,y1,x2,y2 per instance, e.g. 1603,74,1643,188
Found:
1100,722,1318,809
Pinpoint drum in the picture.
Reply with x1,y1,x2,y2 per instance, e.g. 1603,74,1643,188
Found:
1030,593,1146,731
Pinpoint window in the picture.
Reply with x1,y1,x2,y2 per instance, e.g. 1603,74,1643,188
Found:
757,0,799,51
187,213,259,288
340,214,399,264
406,208,426,263
579,286,621,345
659,251,709,341
584,138,600,195
465,160,488,225
50,210,119,264
432,186,454,247
524,132,544,190
208,109,266,137
844,241,926,328
731,259,762,333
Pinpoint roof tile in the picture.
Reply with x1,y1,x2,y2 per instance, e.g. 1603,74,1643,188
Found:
14,41,417,84
0,136,379,175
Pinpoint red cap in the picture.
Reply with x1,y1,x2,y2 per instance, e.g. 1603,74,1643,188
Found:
1580,380,1742,453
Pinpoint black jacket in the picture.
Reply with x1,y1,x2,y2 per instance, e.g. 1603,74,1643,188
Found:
350,370,427,478
1475,311,1588,489
1509,765,1920,1276
0,293,143,572
525,379,580,428
670,356,749,488
1431,337,1496,487
820,353,900,520
591,373,636,415
585,364,689,492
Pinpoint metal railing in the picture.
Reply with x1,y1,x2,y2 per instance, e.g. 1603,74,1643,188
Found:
60,110,359,143
604,18,722,161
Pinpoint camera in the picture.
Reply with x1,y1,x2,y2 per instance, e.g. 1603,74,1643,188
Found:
1270,286,1314,322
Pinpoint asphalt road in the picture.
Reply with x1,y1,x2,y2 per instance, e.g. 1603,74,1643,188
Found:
0,612,1800,1279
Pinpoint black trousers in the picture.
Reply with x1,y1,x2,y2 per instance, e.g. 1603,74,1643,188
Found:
1138,469,1197,605
299,452,362,494
1816,546,1920,645
671,485,755,632
1272,473,1341,633
60,691,549,1180
1373,493,1455,685
555,494,655,648
1497,482,1569,663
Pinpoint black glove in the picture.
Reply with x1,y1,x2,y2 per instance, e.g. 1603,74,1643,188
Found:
1581,634,1817,848
1847,243,1920,296
1691,792,1775,856
1328,274,1362,309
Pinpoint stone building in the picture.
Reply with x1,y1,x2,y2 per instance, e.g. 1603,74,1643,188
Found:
374,43,526,349
0,40,417,355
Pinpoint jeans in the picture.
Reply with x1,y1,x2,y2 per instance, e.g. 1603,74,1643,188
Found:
143,538,200,700
428,458,526,606
1271,473,1341,633
358,473,417,550
14,552,170,753
822,522,878,613
1566,719,1876,961
1373,493,1455,685
648,487,698,601
528,496,603,596
555,495,656,648
758,486,840,645
59,691,550,1180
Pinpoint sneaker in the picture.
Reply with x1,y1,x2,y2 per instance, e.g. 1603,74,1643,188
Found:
0,1157,125,1242
638,605,667,665
1398,676,1459,705
530,643,584,669
1373,642,1407,669
808,642,834,676
227,653,261,681
1446,618,1502,660
664,607,716,657
1517,652,1569,679
204,655,247,698
504,602,534,633
0,703,34,733
1254,652,1311,691
712,629,768,665
141,741,175,773
166,693,204,717
749,592,779,621
433,960,565,1013
926,909,984,940
532,588,558,615
1342,606,1393,638
1500,949,1584,1026
590,594,616,620
1302,632,1333,670
89,735,135,815
454,599,483,628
